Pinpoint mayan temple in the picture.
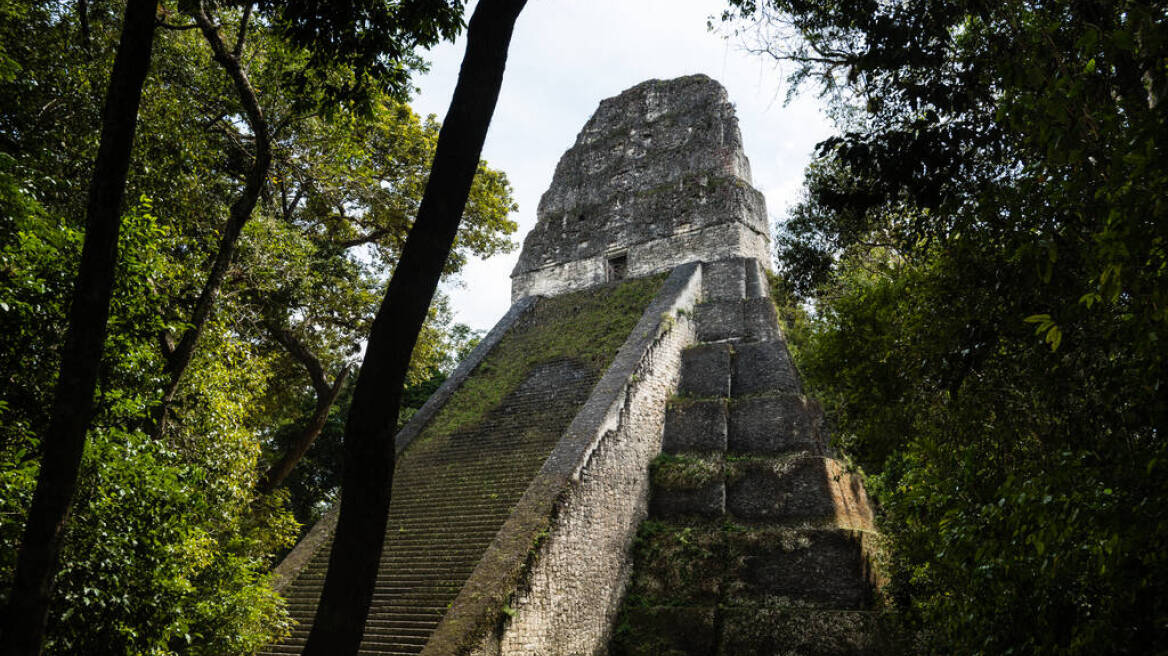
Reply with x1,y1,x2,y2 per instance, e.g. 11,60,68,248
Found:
261,74,882,656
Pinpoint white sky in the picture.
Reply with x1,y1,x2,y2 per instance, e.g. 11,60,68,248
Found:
411,0,831,332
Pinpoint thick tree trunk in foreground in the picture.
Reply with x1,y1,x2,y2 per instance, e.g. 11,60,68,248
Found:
0,2,157,654
301,1,527,653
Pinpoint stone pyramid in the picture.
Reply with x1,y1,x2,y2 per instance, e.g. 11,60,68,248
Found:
261,74,880,656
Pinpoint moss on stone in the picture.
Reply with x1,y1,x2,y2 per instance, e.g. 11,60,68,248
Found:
650,452,724,490
414,274,666,443
723,453,809,486
610,606,717,656
623,520,726,607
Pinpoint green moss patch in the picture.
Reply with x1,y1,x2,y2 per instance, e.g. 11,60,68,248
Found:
723,453,808,486
414,274,665,443
623,520,726,607
610,606,717,656
650,452,724,490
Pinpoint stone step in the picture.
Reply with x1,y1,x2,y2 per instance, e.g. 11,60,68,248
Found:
610,605,887,656
649,453,725,518
623,521,878,610
725,455,874,529
610,606,717,656
677,343,731,398
391,468,541,484
382,504,518,518
730,340,800,396
718,606,889,655
693,296,781,343
676,341,801,402
287,585,469,602
663,398,727,453
363,619,441,631
727,393,824,455
378,531,506,544
701,257,769,302
702,258,749,302
295,566,477,581
695,299,745,342
722,526,878,609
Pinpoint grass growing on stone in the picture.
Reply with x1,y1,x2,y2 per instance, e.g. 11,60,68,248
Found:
650,452,724,490
623,519,726,608
415,273,666,445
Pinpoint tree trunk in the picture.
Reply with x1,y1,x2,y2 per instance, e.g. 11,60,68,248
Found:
254,369,347,495
153,2,270,439
301,1,527,653
0,1,157,654
256,322,350,495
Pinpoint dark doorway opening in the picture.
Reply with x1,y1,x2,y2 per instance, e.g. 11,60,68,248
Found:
607,253,628,282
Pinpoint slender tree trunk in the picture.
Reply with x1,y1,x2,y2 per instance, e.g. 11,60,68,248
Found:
301,1,527,653
0,2,157,654
153,3,270,439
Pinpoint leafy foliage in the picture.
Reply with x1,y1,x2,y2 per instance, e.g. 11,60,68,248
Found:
0,1,517,652
725,0,1168,652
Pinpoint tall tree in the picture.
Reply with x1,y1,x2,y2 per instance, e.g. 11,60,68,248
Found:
0,0,157,653
0,2,516,653
151,1,273,438
302,0,528,652
722,0,1168,652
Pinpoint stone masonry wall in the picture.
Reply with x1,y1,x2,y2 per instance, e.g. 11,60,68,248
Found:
511,75,770,302
493,286,696,655
419,263,701,656
261,280,663,656
511,222,770,301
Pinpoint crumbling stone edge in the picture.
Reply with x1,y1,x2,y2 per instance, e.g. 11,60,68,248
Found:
422,262,703,656
269,295,540,593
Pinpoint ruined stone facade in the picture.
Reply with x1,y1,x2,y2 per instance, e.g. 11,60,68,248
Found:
510,75,771,301
263,76,878,656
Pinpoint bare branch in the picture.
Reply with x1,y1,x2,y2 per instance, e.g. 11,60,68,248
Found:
265,321,330,397
234,2,253,60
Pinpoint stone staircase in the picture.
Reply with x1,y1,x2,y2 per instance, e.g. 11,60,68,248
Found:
610,258,883,655
260,358,601,656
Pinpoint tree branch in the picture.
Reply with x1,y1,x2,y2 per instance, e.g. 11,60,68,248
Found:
0,0,158,651
265,321,330,397
302,1,527,652
255,365,350,495
234,2,253,60
153,1,272,438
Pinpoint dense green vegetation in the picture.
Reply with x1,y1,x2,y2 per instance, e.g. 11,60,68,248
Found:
726,0,1167,652
0,2,515,653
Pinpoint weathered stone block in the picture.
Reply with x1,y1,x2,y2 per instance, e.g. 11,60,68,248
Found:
717,606,884,655
742,297,781,342
695,300,745,342
731,340,800,396
744,257,769,299
651,454,725,519
625,521,727,607
651,480,726,518
702,259,746,302
724,528,876,609
725,457,874,529
664,399,728,453
727,394,823,455
678,343,731,398
611,607,718,656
